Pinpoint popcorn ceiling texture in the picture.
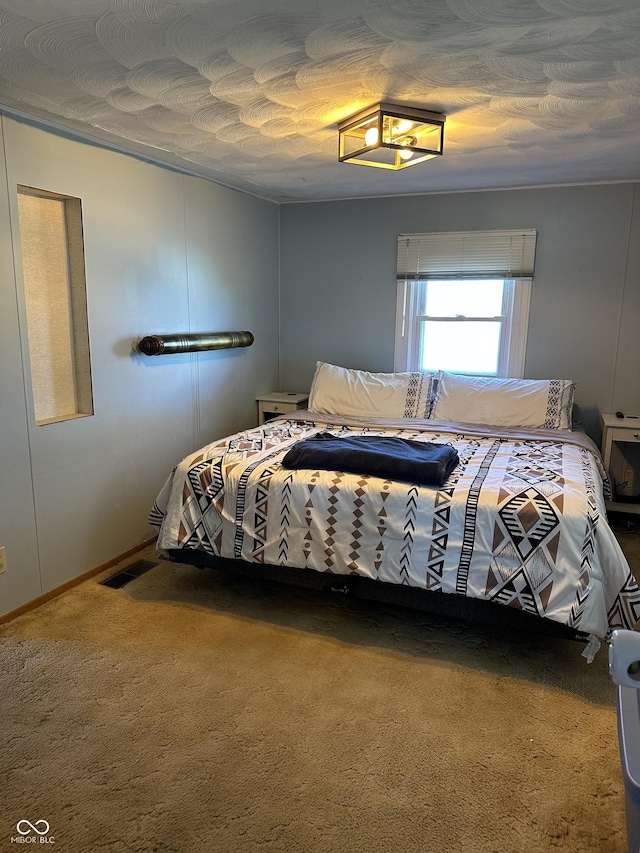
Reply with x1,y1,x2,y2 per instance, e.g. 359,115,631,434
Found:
0,0,639,201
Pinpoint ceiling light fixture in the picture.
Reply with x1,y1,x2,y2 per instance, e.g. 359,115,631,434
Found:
338,103,445,170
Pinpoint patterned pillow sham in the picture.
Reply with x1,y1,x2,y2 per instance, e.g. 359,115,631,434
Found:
308,361,436,420
429,372,576,430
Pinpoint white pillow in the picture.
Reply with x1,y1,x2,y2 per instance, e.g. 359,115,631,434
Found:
308,361,436,419
430,373,576,430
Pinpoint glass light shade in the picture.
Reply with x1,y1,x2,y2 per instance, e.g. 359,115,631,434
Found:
338,102,445,170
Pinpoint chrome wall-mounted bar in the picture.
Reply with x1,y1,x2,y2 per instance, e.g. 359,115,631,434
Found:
138,331,254,356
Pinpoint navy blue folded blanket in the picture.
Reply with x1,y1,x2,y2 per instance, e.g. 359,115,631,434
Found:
281,432,459,487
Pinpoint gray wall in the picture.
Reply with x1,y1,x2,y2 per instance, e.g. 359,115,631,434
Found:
2,113,639,619
279,184,640,441
0,115,279,617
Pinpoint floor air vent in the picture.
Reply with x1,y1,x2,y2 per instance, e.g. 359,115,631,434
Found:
100,559,158,589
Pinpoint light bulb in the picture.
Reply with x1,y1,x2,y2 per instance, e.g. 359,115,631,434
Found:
364,126,379,147
398,135,417,160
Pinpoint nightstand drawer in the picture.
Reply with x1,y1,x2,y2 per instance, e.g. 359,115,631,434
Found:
266,401,298,414
611,427,640,443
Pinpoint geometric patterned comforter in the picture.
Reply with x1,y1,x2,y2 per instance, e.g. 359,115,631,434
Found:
150,412,640,643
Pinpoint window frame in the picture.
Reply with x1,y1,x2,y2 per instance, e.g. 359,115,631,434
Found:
394,277,531,378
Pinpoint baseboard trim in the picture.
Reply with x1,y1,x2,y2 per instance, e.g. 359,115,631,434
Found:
0,537,157,625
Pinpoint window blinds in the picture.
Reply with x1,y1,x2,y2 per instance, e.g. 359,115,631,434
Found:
397,229,537,281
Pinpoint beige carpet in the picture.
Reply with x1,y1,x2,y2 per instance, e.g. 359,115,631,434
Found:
1,524,639,853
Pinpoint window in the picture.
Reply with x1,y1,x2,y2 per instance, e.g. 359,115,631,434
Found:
17,186,93,425
395,230,536,378
396,277,531,376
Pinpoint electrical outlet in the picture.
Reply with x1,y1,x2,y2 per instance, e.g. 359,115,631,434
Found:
0,546,5,574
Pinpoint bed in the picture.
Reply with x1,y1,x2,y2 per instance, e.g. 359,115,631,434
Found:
150,363,640,658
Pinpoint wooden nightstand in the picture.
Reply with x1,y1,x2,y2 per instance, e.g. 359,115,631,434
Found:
601,413,640,514
256,392,309,425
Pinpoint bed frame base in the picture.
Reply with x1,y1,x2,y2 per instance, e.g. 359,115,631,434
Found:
166,549,584,642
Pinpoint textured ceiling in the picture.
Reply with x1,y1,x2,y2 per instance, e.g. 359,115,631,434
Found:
0,0,639,202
